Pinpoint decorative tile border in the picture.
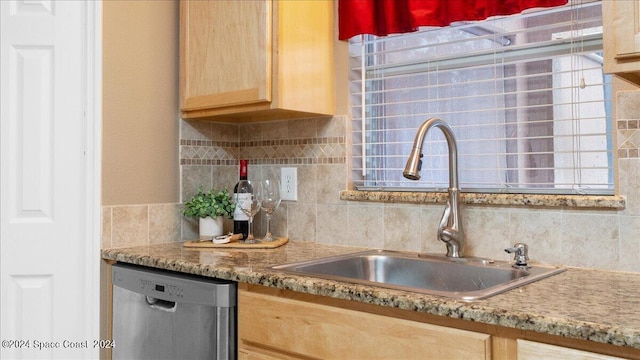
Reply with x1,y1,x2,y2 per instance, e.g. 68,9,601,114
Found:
618,119,640,159
238,137,345,147
616,90,640,159
618,148,640,159
618,119,639,130
180,139,236,147
180,159,238,165
180,136,346,165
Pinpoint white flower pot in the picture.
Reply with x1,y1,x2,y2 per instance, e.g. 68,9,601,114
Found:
199,216,224,239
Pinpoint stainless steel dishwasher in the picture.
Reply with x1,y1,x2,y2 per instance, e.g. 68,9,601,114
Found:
112,263,236,360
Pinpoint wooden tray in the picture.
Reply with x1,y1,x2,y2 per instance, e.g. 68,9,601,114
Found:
183,236,288,249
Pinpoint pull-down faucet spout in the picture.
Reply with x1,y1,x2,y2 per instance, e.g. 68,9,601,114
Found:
403,118,464,258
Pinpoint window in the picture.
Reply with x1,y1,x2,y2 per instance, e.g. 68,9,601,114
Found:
349,0,613,195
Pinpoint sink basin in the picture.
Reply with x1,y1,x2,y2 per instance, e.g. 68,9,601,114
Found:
270,250,565,301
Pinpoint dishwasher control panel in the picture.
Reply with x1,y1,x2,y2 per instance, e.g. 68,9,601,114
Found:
140,278,184,298
112,263,236,307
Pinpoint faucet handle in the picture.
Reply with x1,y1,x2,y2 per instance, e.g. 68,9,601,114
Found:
505,243,530,269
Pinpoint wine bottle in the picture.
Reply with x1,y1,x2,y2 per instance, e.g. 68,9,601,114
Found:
233,160,250,239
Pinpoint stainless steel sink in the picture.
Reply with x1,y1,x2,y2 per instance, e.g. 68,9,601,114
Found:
270,250,565,301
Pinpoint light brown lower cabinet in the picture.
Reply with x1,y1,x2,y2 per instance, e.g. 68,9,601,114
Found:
239,286,490,359
238,284,640,360
517,340,626,360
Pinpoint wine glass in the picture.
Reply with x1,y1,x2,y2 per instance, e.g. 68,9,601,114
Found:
234,180,262,244
259,179,281,242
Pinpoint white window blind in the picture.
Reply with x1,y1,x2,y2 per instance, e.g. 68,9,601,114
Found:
349,0,613,195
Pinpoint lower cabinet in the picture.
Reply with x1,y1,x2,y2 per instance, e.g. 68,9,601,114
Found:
238,284,640,360
239,286,491,360
517,340,626,360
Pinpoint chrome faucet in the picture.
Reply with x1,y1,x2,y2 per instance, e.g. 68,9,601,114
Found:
403,118,464,258
505,243,531,269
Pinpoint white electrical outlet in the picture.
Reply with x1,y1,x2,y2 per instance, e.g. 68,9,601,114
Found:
280,167,297,201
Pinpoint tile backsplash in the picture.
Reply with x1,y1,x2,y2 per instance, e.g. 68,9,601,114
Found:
101,203,182,249
103,91,640,273
179,116,348,241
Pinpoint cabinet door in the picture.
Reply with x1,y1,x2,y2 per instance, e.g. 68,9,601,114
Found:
517,340,626,360
239,288,491,360
180,0,271,112
609,1,640,60
239,349,285,360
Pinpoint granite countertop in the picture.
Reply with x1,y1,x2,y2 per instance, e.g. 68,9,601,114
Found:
102,240,640,350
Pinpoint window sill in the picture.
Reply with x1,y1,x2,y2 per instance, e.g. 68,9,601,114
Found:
339,190,626,209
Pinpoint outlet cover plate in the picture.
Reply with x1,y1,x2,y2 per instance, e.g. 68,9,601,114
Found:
281,167,297,201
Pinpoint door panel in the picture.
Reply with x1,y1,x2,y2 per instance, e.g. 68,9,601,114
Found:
1,1,98,358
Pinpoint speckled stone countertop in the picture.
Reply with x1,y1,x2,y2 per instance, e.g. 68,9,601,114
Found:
102,241,640,350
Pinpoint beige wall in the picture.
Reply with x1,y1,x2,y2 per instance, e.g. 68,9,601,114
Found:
102,0,180,205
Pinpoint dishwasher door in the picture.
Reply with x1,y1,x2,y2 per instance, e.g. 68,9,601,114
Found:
112,263,236,360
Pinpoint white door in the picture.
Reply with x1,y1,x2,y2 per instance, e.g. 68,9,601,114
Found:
1,1,100,359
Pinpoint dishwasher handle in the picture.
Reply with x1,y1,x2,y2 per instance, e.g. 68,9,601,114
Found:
146,296,177,312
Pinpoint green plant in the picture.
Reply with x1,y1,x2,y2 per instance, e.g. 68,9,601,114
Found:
182,187,235,219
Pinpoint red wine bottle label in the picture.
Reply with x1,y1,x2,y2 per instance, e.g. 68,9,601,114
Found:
233,193,251,221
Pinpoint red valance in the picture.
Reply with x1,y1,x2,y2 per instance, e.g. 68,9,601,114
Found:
338,0,569,40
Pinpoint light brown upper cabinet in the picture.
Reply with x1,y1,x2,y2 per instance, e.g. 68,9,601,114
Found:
180,0,335,122
603,0,640,84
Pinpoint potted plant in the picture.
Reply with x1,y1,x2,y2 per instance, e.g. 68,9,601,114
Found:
183,187,235,239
